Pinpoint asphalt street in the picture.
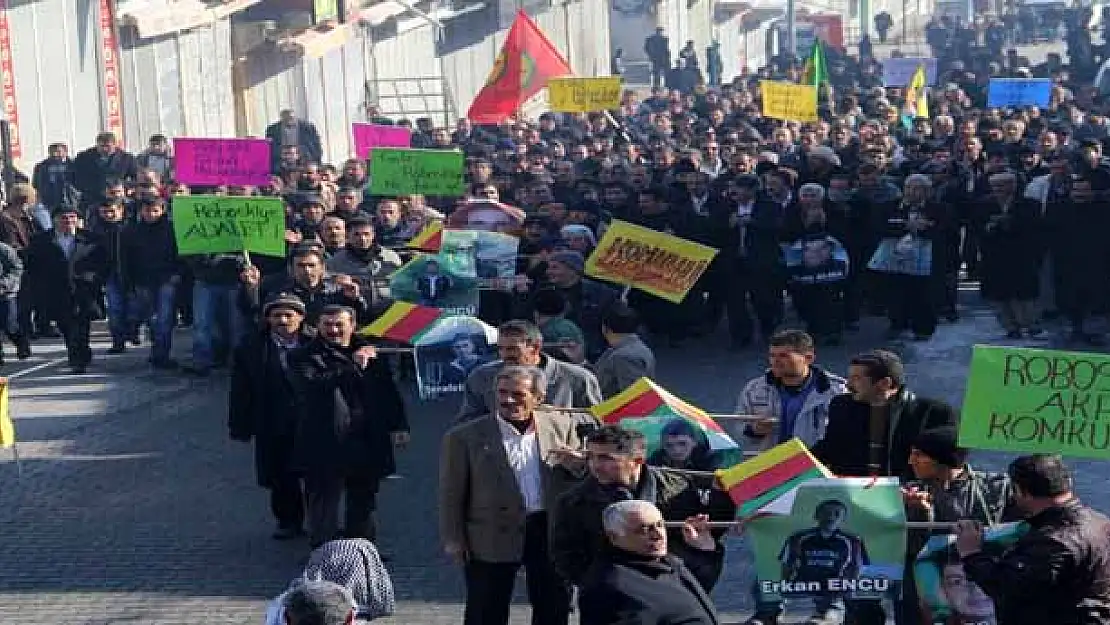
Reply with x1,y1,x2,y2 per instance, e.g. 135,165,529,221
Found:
0,39,1080,625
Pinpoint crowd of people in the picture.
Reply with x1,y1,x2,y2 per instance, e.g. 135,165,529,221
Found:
3,12,1110,625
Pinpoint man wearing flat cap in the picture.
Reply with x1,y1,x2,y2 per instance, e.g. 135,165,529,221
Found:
230,293,314,540
24,204,107,374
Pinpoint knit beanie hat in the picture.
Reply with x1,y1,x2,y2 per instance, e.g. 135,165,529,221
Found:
912,426,967,468
548,250,585,275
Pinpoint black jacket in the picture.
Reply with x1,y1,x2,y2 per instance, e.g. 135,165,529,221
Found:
813,389,959,480
550,465,735,588
121,217,181,288
31,157,76,208
963,499,1110,625
24,229,107,318
579,546,720,625
228,329,312,487
265,120,323,168
71,147,138,202
288,336,408,478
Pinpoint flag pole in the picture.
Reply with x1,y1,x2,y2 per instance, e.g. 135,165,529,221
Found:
665,520,956,530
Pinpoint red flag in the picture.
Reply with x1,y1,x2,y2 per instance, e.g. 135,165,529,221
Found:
466,10,571,123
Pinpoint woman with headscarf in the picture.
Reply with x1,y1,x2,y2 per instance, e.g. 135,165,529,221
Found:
264,539,395,624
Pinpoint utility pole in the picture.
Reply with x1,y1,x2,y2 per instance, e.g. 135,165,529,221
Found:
786,0,796,57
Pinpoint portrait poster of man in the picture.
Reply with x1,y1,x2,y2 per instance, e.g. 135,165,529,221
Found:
445,198,526,236
782,234,850,285
746,477,907,604
914,522,1029,625
413,315,497,399
645,417,722,471
475,230,520,291
388,230,479,315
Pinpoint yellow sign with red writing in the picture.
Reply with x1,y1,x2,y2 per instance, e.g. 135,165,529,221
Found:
548,77,622,113
760,80,818,122
585,220,718,304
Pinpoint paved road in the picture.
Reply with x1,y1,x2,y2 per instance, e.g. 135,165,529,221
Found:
0,281,1107,625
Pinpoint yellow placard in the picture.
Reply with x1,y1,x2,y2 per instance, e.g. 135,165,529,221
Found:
760,80,819,122
0,382,13,448
585,220,718,304
548,77,622,113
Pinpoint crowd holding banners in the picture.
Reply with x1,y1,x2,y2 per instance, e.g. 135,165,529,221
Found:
13,7,1110,624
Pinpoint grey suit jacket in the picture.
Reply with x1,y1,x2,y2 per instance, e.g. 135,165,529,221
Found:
438,409,584,563
455,355,602,424
594,335,656,399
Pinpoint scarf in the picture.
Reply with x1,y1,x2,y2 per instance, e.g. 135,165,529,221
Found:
289,539,396,621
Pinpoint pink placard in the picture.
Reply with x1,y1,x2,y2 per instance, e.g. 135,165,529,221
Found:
173,138,272,187
353,123,411,159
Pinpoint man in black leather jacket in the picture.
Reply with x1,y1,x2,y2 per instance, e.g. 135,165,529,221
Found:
955,454,1110,625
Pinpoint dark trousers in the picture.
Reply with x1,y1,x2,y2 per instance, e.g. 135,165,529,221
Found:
270,474,305,530
463,512,570,625
650,62,667,88
305,473,380,548
725,269,783,343
56,313,92,367
791,282,843,339
884,273,937,337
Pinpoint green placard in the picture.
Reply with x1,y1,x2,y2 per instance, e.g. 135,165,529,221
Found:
171,195,286,257
369,148,465,197
960,345,1110,459
313,0,340,23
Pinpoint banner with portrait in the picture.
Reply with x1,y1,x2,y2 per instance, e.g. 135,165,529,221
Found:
388,230,480,315
745,477,907,603
476,230,521,292
914,522,1029,625
782,235,850,285
413,315,498,399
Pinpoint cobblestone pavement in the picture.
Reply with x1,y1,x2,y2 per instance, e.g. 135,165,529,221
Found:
0,279,1107,625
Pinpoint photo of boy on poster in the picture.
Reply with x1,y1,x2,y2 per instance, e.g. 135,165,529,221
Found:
412,315,498,399
915,525,1028,625
779,499,869,590
645,418,721,471
388,230,479,315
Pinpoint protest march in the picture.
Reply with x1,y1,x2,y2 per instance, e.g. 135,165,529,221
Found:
4,3,1110,625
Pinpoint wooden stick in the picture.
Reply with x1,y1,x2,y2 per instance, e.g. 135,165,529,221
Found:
664,520,956,530
707,414,778,422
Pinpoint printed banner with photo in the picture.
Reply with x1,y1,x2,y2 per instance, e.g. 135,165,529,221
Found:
914,522,1029,625
388,230,479,315
413,315,498,399
782,235,850,285
746,477,907,603
476,230,521,291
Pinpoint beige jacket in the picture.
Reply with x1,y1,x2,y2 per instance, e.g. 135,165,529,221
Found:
438,409,583,563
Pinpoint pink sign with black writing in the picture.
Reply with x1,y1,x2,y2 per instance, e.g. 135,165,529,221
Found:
174,138,272,187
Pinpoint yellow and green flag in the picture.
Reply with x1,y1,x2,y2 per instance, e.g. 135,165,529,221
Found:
800,39,828,88
902,64,929,128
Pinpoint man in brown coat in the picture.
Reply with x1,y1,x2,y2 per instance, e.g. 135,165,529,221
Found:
439,365,586,625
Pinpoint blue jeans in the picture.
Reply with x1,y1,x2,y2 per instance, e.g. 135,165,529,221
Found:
192,281,243,369
105,276,137,345
134,281,177,362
